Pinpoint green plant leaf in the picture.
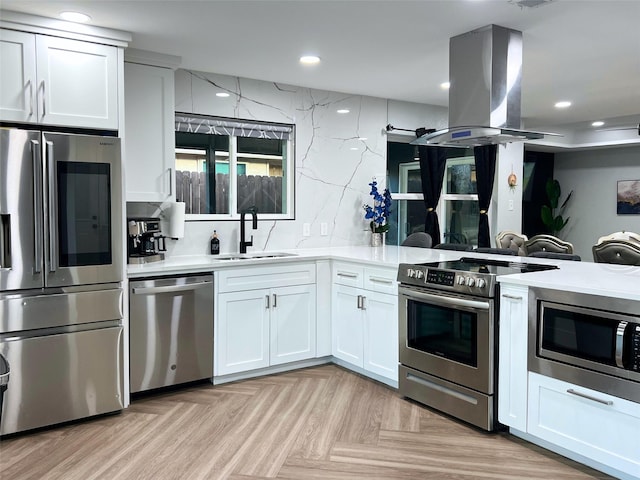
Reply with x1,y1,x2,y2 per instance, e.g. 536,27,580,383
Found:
541,205,553,228
546,178,560,209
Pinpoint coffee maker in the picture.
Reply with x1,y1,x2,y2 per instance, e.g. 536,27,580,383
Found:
127,217,167,264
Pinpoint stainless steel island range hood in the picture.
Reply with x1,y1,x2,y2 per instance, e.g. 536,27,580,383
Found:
413,24,554,147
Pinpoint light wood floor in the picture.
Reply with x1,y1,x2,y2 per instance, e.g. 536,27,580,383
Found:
0,364,613,480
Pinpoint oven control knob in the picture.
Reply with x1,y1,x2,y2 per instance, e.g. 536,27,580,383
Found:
466,277,475,287
476,278,486,288
407,268,416,278
457,276,466,285
415,270,424,279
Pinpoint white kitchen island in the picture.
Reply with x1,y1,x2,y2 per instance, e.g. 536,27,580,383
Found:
497,265,640,480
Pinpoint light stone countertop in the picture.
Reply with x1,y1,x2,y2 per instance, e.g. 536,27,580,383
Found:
127,245,640,302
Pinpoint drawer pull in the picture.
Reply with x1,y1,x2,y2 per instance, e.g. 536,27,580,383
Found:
501,294,523,300
566,388,613,406
369,276,393,285
337,272,358,279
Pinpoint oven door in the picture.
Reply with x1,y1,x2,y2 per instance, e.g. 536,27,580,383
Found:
399,285,494,394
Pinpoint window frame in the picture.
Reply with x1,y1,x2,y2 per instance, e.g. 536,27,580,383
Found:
175,115,295,222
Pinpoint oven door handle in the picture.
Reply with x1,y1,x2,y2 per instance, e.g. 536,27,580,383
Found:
615,321,628,368
399,288,490,311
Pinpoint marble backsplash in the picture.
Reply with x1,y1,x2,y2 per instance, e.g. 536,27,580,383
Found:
127,69,448,256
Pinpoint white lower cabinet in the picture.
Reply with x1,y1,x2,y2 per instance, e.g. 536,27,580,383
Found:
331,262,398,384
215,264,317,376
497,284,529,431
528,372,640,478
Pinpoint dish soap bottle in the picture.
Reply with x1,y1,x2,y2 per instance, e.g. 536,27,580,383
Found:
210,230,220,255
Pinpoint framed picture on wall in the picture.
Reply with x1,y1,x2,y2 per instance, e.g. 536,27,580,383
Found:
617,180,640,214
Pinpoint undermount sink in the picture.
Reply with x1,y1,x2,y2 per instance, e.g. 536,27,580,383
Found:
215,252,297,261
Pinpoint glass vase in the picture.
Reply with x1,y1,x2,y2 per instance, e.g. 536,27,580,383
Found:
371,232,383,247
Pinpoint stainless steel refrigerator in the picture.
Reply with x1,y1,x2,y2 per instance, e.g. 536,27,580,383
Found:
0,128,124,435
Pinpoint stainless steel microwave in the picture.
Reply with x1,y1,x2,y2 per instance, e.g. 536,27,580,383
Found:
528,287,640,404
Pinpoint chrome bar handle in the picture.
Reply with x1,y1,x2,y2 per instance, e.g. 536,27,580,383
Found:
272,293,277,308
501,294,523,301
566,388,613,406
0,214,10,269
31,139,42,273
28,79,33,117
265,294,270,309
337,272,358,279
132,282,212,295
360,295,366,310
46,140,57,272
41,80,46,118
369,276,393,285
357,295,363,309
615,321,628,368
168,167,173,197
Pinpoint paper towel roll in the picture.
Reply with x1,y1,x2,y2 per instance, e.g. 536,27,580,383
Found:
167,202,186,239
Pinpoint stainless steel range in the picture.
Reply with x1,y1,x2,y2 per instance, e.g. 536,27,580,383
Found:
397,257,556,431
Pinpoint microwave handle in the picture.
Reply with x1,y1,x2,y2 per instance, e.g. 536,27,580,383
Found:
615,321,628,368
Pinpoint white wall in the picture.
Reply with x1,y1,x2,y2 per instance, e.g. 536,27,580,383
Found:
128,69,447,256
554,145,640,260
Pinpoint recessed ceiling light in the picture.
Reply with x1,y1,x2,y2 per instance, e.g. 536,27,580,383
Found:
337,109,350,114
591,121,605,127
350,147,359,151
60,11,91,23
555,101,572,109
299,55,321,65
216,92,230,98
440,81,450,90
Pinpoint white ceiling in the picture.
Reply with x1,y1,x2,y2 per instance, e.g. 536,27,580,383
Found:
2,0,640,135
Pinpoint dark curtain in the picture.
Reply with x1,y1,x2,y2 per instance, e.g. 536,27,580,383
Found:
418,146,447,246
474,144,498,248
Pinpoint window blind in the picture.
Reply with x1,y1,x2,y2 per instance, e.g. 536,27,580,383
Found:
175,113,293,140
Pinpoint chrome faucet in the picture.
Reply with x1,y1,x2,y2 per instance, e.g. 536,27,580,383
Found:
239,208,258,254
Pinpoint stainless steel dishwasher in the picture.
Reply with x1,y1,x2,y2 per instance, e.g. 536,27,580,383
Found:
129,275,214,393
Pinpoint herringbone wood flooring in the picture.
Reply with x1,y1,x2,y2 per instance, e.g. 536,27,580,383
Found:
0,364,613,480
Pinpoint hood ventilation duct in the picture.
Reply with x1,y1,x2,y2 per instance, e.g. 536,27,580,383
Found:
413,24,555,148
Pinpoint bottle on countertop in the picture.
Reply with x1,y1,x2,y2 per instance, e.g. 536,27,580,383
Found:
210,230,220,255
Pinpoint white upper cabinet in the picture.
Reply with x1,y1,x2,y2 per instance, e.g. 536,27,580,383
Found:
0,30,119,129
0,30,37,122
124,62,175,202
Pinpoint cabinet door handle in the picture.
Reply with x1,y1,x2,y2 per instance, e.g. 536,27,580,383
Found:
369,276,393,285
168,167,173,197
361,295,366,310
566,388,613,406
337,272,358,279
41,80,46,117
501,294,523,300
272,293,277,308
265,295,270,309
28,79,33,117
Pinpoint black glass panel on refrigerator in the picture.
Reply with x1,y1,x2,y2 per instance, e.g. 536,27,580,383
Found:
407,299,477,366
57,162,112,266
541,307,616,365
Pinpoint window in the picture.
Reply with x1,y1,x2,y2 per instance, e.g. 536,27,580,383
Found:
387,141,478,246
175,114,294,220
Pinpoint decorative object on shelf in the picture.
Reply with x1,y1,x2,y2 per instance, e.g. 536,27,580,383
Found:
363,179,392,246
616,180,640,215
541,178,572,235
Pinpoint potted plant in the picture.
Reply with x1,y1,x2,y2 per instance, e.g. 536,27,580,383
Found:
541,178,572,235
363,179,392,246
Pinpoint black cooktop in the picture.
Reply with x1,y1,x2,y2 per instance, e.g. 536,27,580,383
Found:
419,257,558,276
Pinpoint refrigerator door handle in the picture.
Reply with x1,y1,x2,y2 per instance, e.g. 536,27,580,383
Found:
0,214,10,269
46,140,57,273
32,139,42,274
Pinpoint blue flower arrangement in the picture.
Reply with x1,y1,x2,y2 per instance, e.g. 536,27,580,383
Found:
363,179,392,233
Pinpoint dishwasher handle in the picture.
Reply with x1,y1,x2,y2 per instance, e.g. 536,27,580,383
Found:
132,281,212,295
